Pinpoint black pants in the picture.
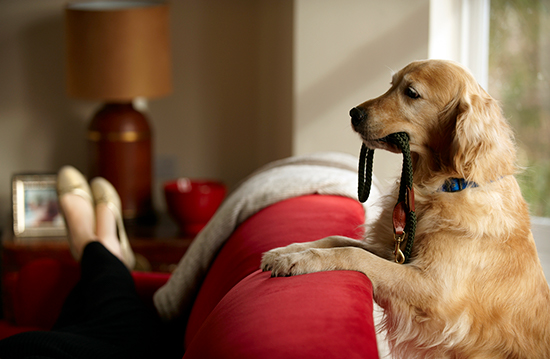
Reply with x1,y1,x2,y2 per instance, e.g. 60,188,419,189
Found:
0,242,176,359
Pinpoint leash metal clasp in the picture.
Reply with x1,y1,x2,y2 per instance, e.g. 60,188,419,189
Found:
393,233,406,264
392,201,407,264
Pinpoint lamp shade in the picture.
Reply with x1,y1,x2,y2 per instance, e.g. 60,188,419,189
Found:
65,1,172,101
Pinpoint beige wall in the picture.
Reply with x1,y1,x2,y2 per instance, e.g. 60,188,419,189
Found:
0,0,428,225
294,0,429,185
0,0,95,225
148,0,294,208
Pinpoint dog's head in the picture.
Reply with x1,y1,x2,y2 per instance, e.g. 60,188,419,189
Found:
351,59,516,184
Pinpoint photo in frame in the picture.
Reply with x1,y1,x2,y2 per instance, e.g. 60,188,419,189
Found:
12,173,67,237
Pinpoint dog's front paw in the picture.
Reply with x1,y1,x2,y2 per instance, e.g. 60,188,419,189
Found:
262,248,327,277
260,249,281,272
261,243,311,272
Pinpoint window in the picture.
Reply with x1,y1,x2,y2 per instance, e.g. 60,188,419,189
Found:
430,0,550,218
489,0,550,217
430,0,550,281
489,0,550,280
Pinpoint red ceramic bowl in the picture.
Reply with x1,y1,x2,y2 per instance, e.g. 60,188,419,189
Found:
164,179,227,236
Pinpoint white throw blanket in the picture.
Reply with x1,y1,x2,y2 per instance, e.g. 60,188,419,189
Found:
153,152,382,321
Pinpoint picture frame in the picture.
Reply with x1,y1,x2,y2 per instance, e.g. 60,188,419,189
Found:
12,173,67,238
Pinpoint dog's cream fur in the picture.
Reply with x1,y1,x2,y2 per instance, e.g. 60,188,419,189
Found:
261,60,550,358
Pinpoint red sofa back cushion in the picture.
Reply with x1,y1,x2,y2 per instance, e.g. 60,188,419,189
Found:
185,270,378,359
184,195,379,358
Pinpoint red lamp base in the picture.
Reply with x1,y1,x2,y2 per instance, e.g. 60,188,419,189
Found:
88,102,155,222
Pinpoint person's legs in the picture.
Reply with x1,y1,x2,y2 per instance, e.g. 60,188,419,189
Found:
95,201,126,263
54,170,161,355
91,177,135,270
53,242,161,357
0,168,163,359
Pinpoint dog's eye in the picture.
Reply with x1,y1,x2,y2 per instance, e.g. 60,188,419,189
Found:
405,87,420,99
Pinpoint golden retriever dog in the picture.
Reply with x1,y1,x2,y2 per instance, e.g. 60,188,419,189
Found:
261,59,550,358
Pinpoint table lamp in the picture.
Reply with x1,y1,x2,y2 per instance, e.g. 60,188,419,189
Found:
65,1,172,222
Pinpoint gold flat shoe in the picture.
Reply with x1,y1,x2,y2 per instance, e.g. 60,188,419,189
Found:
57,166,94,203
90,177,136,270
57,166,95,260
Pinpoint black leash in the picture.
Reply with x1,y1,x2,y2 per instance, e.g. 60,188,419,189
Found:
358,133,416,264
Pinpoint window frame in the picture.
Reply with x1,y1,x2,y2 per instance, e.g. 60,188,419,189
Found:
428,0,490,89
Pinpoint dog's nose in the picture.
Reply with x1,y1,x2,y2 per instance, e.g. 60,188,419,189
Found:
350,107,367,127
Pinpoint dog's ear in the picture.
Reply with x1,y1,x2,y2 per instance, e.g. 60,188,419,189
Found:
449,82,516,183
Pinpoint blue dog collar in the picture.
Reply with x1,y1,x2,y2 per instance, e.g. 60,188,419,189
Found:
440,178,478,192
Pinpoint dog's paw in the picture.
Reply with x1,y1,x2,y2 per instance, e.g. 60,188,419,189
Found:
262,248,328,277
260,250,279,272
260,243,311,272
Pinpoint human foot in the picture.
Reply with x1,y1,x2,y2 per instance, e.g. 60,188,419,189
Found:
91,177,136,270
57,166,98,261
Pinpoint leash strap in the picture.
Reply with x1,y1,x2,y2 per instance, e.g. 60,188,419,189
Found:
358,133,416,264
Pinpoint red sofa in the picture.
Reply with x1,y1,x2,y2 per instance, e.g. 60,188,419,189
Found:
0,195,379,358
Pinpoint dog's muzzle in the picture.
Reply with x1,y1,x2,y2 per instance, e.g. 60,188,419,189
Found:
350,107,367,128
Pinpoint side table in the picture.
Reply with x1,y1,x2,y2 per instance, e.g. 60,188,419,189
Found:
2,213,193,274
